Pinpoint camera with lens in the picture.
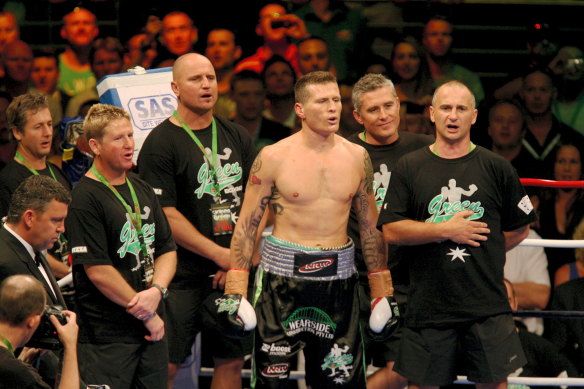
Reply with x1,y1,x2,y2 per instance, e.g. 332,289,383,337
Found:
271,20,292,29
26,305,67,350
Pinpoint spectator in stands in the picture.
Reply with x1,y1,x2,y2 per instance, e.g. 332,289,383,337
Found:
487,99,540,181
297,36,336,76
58,7,98,98
422,14,485,105
520,68,584,179
294,0,367,82
534,143,584,286
0,91,14,167
262,55,299,132
230,70,290,151
0,11,20,78
0,11,19,54
205,27,242,119
151,10,197,68
65,37,125,118
504,279,578,380
234,3,308,75
31,47,67,126
1,39,33,98
124,13,162,70
549,46,584,135
338,81,362,138
390,35,434,135
504,228,550,335
554,219,584,287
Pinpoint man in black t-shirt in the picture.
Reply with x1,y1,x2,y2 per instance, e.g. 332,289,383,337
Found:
137,53,256,389
347,73,433,389
66,104,177,389
379,81,537,389
0,92,72,279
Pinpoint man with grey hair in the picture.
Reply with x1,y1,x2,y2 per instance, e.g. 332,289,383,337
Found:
347,72,432,389
0,274,80,389
378,80,536,389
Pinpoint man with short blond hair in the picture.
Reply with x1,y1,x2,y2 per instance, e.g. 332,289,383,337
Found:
66,103,177,389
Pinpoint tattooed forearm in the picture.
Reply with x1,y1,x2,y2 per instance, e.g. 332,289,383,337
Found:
232,187,276,268
361,229,387,271
363,151,374,196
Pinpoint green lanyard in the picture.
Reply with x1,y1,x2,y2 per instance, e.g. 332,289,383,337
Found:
173,111,221,199
433,142,475,157
14,151,56,180
91,165,148,257
0,334,14,357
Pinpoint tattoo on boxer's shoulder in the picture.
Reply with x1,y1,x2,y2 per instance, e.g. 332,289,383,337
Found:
364,151,374,195
248,154,263,185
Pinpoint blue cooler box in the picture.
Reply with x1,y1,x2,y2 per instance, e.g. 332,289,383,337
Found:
96,67,177,162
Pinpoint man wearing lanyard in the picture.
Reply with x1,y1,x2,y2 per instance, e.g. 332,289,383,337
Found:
138,53,256,389
0,92,72,279
66,104,177,388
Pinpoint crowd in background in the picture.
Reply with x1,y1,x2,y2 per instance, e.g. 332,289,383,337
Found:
0,0,583,386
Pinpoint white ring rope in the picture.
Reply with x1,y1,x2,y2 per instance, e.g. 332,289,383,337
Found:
520,238,584,248
198,368,584,386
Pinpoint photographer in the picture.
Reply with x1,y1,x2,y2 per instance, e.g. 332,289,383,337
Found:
0,274,79,389
234,3,308,76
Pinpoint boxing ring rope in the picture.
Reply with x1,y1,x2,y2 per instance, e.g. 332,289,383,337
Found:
192,178,584,387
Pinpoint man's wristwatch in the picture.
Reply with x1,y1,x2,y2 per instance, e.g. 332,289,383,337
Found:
151,283,168,300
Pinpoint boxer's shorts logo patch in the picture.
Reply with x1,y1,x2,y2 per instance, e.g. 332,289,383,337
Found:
262,362,290,378
293,253,338,277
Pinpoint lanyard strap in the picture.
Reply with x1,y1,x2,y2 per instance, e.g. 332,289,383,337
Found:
14,151,56,180
173,111,221,198
0,334,14,357
91,165,148,257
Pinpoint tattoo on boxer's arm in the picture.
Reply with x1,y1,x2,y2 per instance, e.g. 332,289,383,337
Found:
364,151,374,196
362,231,386,271
233,185,276,268
248,153,263,185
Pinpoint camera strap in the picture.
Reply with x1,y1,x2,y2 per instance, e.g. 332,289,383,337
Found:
0,334,14,357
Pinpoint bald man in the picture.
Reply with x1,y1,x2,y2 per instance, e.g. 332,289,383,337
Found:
137,53,256,389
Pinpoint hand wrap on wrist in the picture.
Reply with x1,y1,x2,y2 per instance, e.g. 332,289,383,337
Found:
368,269,394,298
225,268,249,298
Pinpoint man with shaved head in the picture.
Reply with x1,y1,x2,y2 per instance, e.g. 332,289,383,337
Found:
138,53,256,388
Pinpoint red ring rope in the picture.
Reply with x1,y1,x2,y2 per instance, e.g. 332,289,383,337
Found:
520,178,584,188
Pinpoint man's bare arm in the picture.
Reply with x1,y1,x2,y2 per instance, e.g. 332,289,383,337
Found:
84,264,137,307
230,152,275,270
163,207,230,270
383,210,490,247
354,151,386,272
504,224,529,252
513,282,550,310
